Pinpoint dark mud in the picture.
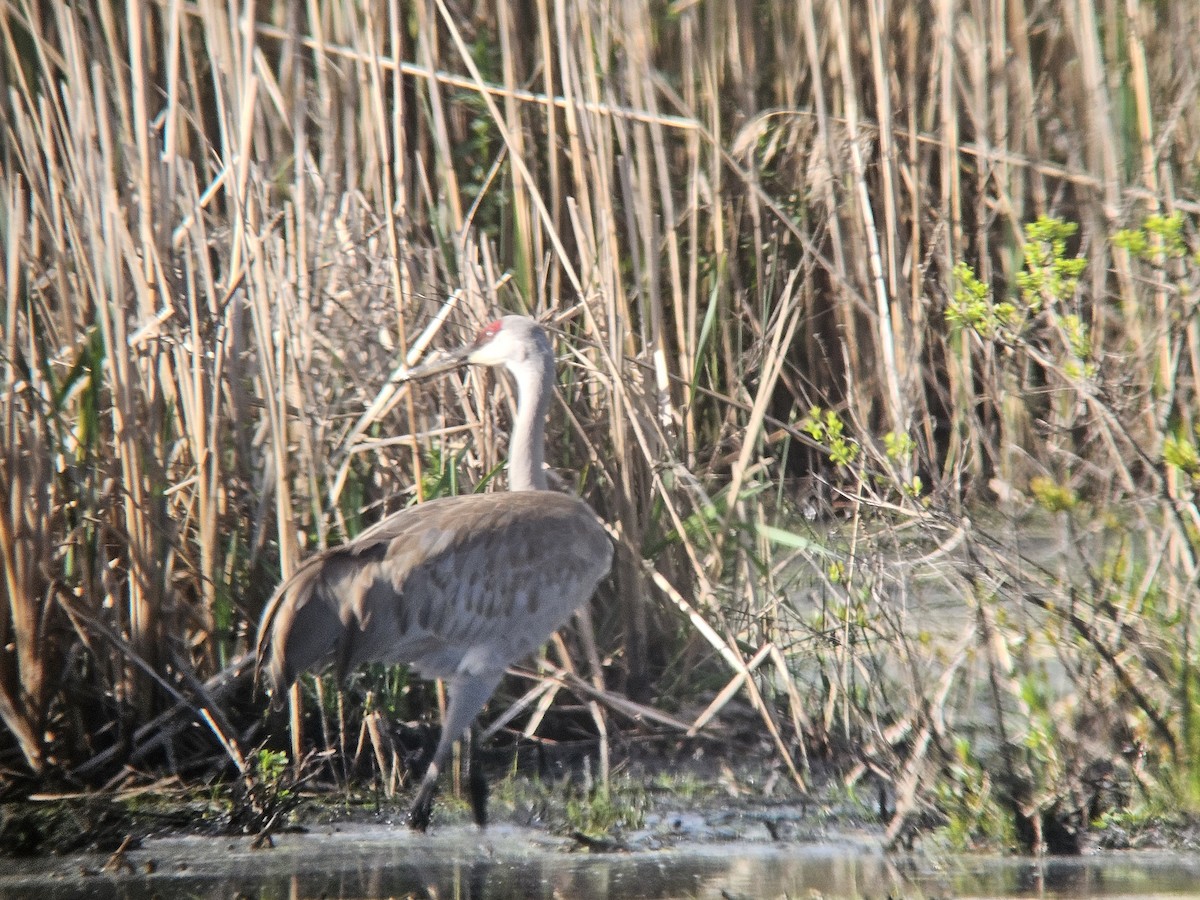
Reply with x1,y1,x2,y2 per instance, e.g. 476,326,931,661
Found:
4,769,1200,899
3,814,1200,899
5,737,1200,899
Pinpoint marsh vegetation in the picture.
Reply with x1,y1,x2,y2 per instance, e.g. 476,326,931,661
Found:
1,0,1198,856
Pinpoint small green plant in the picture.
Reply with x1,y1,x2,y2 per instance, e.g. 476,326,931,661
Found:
949,218,1095,379
420,444,467,500
1016,216,1087,311
1163,426,1200,484
801,407,860,468
799,408,925,503
1059,313,1096,378
946,261,1016,337
564,778,647,837
1019,671,1061,772
932,737,1015,851
883,431,924,498
256,748,290,787
226,748,305,840
1028,475,1077,512
883,430,915,461
1114,212,1192,262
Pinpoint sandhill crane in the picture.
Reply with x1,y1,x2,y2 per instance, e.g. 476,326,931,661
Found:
255,315,612,831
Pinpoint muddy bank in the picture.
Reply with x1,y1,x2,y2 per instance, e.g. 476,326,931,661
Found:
4,818,1200,900
4,738,1200,860
5,736,1200,900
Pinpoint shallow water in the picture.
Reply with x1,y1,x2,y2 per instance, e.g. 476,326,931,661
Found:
3,824,1200,900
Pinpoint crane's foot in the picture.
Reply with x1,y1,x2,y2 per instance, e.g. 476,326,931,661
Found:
467,760,489,827
408,770,438,832
408,792,434,832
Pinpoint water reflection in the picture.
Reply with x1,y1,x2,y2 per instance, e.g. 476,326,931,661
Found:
3,824,1200,899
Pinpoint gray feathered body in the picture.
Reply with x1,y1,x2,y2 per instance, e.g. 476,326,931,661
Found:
256,490,612,696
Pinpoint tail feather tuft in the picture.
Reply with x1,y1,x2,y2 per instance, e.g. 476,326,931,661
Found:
255,562,344,706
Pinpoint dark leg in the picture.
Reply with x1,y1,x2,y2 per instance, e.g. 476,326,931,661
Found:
408,759,440,833
407,670,503,832
465,725,489,827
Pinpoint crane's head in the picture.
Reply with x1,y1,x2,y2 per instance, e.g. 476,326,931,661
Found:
404,315,553,381
400,315,557,490
463,316,552,370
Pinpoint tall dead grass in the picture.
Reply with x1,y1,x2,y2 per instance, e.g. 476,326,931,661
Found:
1,0,1198,848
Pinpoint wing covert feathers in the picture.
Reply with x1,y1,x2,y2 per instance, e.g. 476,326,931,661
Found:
255,491,611,695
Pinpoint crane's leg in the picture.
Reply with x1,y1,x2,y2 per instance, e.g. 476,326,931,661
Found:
408,670,503,832
464,725,489,827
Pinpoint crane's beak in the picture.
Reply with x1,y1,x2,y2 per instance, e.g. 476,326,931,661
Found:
344,344,473,449
398,344,473,382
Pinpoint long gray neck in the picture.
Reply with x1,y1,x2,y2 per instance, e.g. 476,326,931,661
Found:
506,349,554,491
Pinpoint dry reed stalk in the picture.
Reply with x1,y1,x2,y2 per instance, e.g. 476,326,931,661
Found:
0,426,52,771
1120,0,1175,466
934,0,978,487
495,2,533,298
722,268,802,534
0,179,50,773
862,0,906,432
71,653,256,779
244,202,303,758
649,566,804,789
417,2,464,236
505,662,693,734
